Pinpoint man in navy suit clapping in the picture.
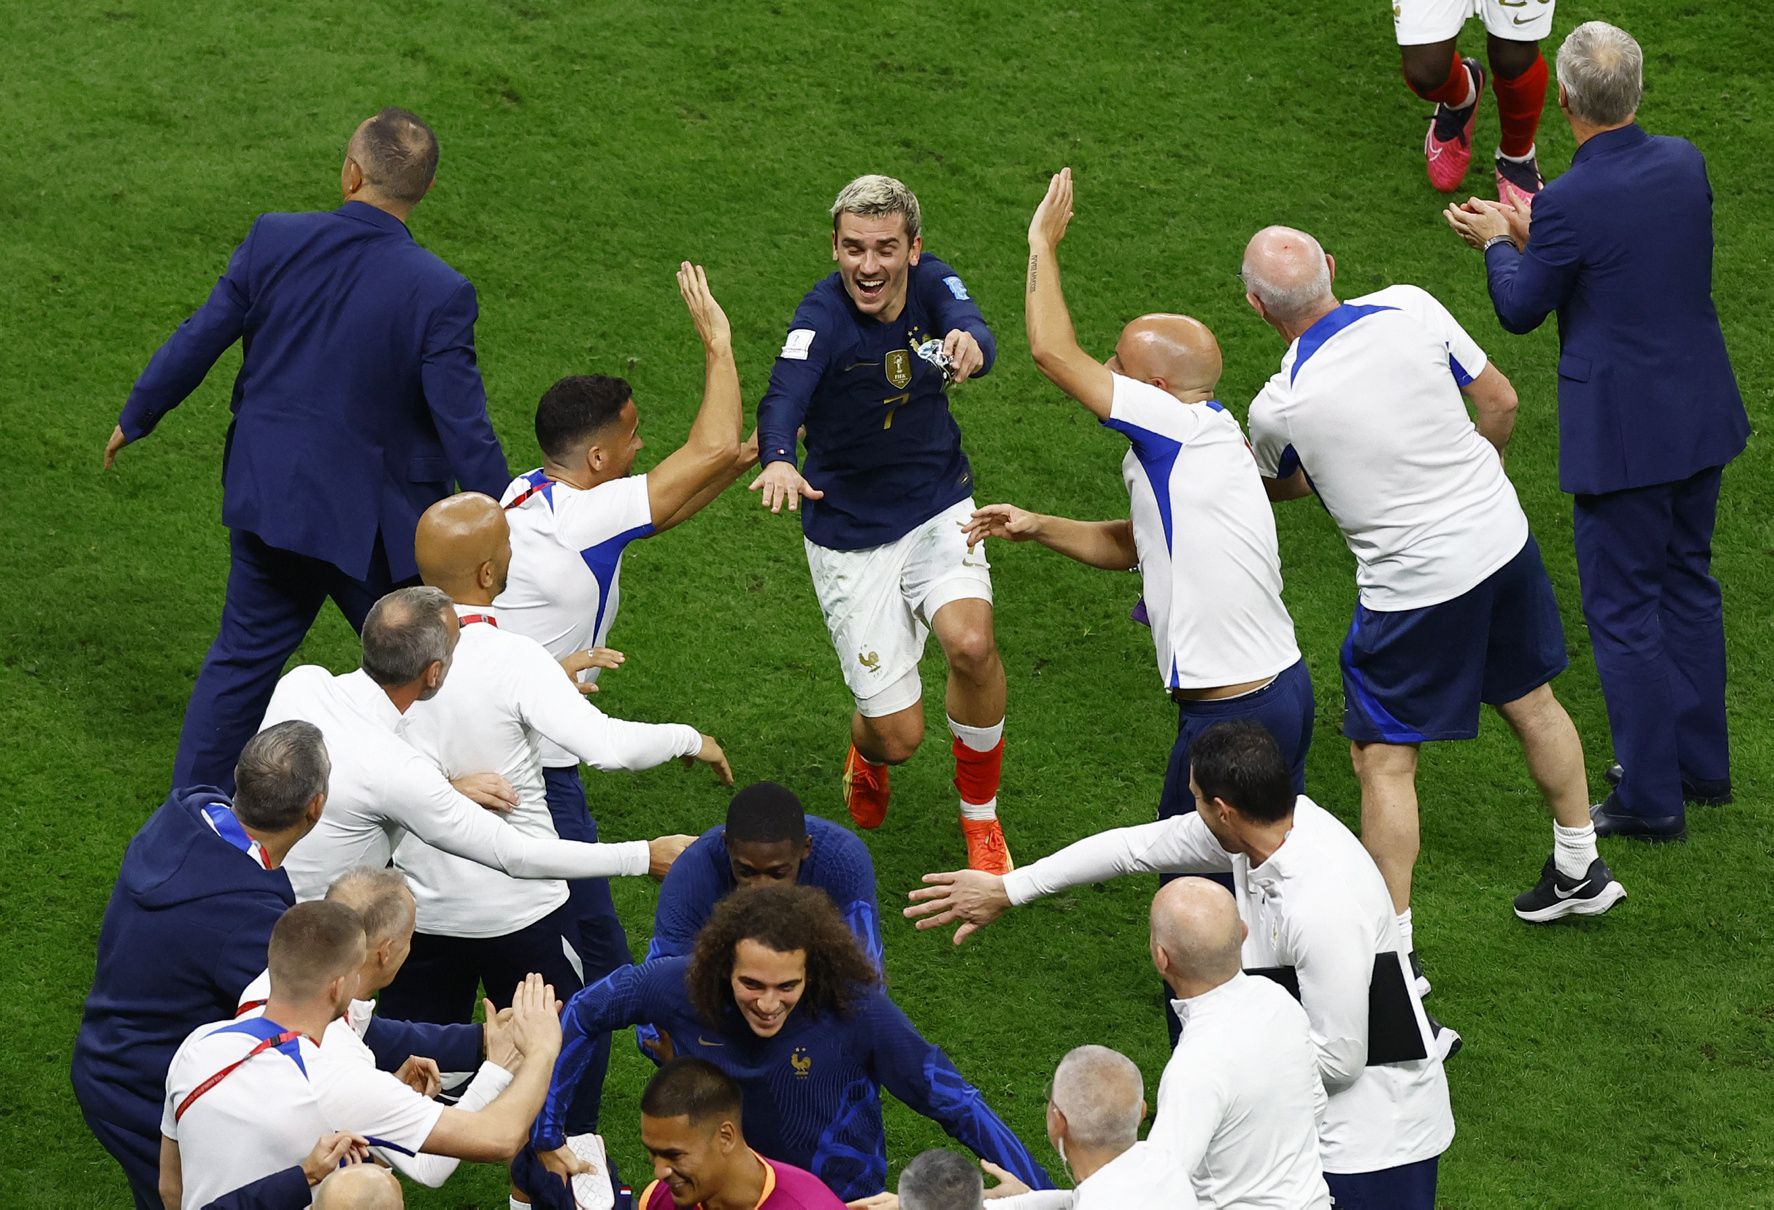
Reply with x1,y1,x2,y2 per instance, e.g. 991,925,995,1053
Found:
105,107,510,793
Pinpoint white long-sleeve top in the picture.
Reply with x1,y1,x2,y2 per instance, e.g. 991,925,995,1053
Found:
1003,797,1455,1176
235,971,512,1187
263,665,652,904
995,1140,1199,1209
395,603,702,938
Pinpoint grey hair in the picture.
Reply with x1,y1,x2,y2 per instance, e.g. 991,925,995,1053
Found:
233,720,330,831
1051,1045,1144,1152
1241,227,1334,327
361,586,454,687
830,174,922,242
1557,21,1643,126
325,867,414,945
897,1150,983,1210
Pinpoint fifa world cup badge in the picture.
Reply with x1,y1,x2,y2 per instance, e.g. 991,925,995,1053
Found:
885,349,913,389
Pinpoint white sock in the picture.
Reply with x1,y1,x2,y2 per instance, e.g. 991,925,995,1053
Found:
1396,908,1415,954
1554,822,1599,880
947,716,1004,752
1497,143,1537,163
511,1198,531,1210
1456,67,1478,109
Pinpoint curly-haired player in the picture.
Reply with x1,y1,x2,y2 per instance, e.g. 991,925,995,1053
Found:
525,884,1049,1204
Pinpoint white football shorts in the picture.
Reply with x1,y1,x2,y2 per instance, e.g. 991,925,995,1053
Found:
806,497,992,717
1394,0,1555,45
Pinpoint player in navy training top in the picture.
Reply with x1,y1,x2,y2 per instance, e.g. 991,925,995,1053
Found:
647,782,883,968
751,174,1015,877
531,885,1050,1204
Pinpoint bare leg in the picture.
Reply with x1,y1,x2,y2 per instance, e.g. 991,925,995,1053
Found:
1493,683,1591,828
852,703,924,766
931,599,1006,727
1352,740,1422,914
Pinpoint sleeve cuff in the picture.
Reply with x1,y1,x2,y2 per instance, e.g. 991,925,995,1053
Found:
1001,867,1039,907
617,840,651,877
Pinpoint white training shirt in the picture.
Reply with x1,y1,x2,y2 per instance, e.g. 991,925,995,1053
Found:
162,1015,443,1210
1154,973,1330,1209
262,666,649,903
496,470,656,767
396,603,700,939
1106,375,1300,690
1247,284,1529,611
994,1140,1199,1209
234,971,513,1187
1004,797,1456,1176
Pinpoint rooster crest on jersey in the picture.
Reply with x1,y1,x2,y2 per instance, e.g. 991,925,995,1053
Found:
885,349,912,389
791,1047,813,1077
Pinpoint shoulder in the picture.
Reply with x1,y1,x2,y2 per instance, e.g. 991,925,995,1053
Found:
796,277,846,325
1352,283,1431,314
913,255,975,302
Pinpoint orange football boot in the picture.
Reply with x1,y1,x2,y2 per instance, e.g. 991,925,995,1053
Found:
843,743,891,829
959,816,1014,875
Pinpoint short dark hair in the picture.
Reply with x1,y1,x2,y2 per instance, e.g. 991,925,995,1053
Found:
725,782,806,846
898,1150,984,1210
234,721,330,831
268,900,365,1001
534,375,633,462
687,884,878,1027
353,107,438,205
1189,720,1295,824
640,1058,743,1129
361,586,454,687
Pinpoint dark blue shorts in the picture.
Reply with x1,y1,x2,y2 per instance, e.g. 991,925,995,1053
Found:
1341,536,1567,744
1159,657,1316,820
1325,1154,1438,1208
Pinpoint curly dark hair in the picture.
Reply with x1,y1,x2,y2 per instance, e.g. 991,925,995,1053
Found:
687,883,879,1028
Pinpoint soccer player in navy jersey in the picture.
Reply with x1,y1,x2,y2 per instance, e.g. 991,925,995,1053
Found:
527,884,1049,1204
752,175,1012,875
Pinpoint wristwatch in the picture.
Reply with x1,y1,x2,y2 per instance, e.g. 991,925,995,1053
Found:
1482,234,1515,253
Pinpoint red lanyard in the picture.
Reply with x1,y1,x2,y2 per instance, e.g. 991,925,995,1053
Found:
174,1030,304,1121
458,613,498,628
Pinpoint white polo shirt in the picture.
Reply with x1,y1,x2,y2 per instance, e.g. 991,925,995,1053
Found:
1004,798,1456,1176
161,1015,442,1210
994,1140,1199,1209
1248,285,1528,611
1154,974,1329,1208
397,604,701,939
234,971,513,1187
496,470,656,767
261,666,649,903
1105,375,1300,691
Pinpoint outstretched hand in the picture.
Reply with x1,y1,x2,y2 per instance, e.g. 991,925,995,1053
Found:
559,647,625,694
1028,167,1075,249
962,504,1041,550
686,734,734,785
677,262,732,351
750,461,824,513
904,868,1013,944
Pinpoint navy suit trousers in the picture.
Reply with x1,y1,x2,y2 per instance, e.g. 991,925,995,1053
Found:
1573,466,1731,816
172,528,404,792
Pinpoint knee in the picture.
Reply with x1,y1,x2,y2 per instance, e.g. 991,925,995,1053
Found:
944,626,1000,682
865,713,925,764
1351,740,1417,781
1486,35,1541,79
1400,45,1456,97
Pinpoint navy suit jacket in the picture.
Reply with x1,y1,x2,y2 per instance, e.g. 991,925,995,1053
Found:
1482,124,1747,496
119,201,510,580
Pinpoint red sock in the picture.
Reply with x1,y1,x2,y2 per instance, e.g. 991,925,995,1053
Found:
1407,51,1473,106
952,737,1003,808
1493,52,1549,158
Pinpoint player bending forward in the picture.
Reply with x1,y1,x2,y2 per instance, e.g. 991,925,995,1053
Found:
1400,0,1556,206
753,174,1012,874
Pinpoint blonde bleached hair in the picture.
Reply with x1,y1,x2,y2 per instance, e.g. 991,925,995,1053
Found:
830,174,922,242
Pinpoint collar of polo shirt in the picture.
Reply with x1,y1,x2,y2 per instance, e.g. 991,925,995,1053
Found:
341,667,405,731
1170,970,1251,1038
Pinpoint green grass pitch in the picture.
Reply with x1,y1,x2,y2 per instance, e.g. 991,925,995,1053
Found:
3,1,1769,1205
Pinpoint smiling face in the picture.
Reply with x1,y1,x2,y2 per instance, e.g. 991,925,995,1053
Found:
729,940,806,1037
831,210,921,322
726,835,810,889
641,1111,738,1207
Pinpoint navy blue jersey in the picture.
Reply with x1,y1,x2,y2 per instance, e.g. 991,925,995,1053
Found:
534,959,1050,1200
757,256,995,551
645,816,883,969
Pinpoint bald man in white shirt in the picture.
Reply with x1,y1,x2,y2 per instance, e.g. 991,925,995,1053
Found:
261,586,690,903
380,492,725,1143
908,721,1455,1209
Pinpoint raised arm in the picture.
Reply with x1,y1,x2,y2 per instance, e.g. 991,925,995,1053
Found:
517,641,713,774
962,504,1137,572
532,964,660,1150
1025,169,1115,419
870,997,1053,1190
419,280,512,497
110,222,256,467
420,974,561,1161
645,264,745,530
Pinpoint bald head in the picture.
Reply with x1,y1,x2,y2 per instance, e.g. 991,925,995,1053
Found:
1241,226,1336,329
345,107,438,208
1114,314,1222,399
1150,878,1245,996
414,493,511,602
314,1163,404,1209
1050,1045,1144,1153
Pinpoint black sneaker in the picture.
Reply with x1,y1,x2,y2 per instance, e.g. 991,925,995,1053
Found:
1423,1006,1462,1060
1513,855,1627,923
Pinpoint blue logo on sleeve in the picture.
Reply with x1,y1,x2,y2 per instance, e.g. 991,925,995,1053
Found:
943,275,970,301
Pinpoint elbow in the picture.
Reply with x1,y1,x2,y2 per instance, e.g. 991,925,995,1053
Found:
1496,308,1539,336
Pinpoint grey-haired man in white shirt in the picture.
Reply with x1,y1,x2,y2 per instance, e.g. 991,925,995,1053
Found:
908,721,1454,1210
